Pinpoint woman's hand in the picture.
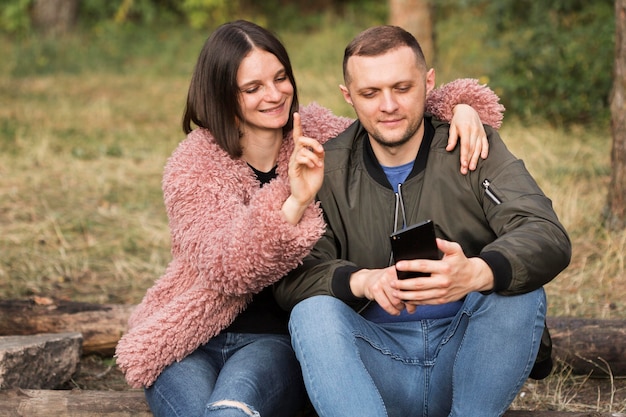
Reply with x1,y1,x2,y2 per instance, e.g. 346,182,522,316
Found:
282,112,325,225
446,104,489,174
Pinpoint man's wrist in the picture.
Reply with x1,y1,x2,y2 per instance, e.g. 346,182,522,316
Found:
478,251,513,294
332,265,363,301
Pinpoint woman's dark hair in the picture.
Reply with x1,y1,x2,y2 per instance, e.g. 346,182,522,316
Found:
182,20,299,158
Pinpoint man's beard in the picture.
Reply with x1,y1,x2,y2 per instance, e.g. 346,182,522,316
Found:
369,119,421,149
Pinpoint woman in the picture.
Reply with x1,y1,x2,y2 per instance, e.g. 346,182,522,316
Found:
115,20,504,417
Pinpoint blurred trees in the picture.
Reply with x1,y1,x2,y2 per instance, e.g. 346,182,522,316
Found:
389,0,434,66
0,0,615,127
461,0,614,126
30,0,78,35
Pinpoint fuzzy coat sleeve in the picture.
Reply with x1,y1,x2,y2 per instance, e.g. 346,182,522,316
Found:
162,131,325,296
426,78,505,129
116,130,327,388
298,102,353,143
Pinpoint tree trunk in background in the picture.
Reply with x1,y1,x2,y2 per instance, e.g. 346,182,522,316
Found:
608,0,626,230
30,0,79,35
389,0,435,67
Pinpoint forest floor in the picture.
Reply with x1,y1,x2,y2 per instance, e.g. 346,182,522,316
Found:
64,354,626,414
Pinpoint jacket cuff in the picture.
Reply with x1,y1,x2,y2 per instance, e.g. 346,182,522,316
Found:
331,265,363,303
425,78,505,129
478,251,512,294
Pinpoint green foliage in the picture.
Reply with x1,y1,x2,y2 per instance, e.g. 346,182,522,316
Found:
180,0,240,29
1,23,204,77
465,0,614,126
0,0,615,128
0,0,31,35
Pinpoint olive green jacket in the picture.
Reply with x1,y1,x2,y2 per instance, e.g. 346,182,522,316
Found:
275,116,571,378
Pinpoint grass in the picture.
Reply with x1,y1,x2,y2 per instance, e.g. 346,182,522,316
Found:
1,18,625,413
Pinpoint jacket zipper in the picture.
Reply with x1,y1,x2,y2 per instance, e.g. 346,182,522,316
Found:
482,179,502,205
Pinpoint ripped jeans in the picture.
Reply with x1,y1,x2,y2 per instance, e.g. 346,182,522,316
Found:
289,290,547,417
145,332,307,417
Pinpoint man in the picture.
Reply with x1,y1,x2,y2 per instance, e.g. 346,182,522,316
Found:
275,25,571,417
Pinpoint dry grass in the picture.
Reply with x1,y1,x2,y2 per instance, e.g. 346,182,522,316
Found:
0,73,183,304
1,24,625,412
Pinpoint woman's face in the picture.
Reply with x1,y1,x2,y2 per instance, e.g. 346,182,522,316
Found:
237,48,294,135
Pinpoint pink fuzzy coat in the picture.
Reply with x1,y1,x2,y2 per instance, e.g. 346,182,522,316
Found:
115,79,504,388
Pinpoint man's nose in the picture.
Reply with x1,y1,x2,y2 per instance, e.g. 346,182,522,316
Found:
380,91,399,112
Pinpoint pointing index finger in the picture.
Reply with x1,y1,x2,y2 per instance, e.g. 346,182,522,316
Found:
292,112,302,141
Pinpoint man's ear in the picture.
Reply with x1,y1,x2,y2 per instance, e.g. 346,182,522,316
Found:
426,68,436,95
339,84,353,106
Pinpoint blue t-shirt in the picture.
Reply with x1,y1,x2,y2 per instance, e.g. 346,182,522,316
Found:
361,161,463,323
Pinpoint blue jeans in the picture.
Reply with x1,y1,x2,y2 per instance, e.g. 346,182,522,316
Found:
145,332,307,417
289,290,546,417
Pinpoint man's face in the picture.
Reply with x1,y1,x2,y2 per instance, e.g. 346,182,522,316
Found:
340,46,435,150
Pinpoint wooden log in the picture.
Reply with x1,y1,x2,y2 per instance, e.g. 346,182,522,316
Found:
0,389,623,417
547,317,626,377
0,389,152,417
0,333,82,389
0,299,135,356
0,299,625,377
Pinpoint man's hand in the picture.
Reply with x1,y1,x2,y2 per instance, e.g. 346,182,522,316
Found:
390,238,495,307
349,267,407,315
447,104,489,175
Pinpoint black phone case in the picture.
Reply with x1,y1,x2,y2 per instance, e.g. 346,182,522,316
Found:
389,219,439,279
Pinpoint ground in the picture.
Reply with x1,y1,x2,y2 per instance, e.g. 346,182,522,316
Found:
64,355,626,413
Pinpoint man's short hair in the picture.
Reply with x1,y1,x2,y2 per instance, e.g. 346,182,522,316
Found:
342,25,427,84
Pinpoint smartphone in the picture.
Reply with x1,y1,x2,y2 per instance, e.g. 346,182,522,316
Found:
389,219,439,279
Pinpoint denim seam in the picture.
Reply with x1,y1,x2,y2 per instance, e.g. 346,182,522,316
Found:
354,332,389,417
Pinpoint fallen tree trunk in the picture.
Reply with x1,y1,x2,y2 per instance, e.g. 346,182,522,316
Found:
0,389,622,417
0,299,134,356
0,389,152,416
547,316,626,377
0,299,624,377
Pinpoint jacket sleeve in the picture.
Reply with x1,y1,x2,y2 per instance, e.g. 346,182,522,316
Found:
426,78,505,129
473,127,571,294
163,133,325,296
274,217,368,312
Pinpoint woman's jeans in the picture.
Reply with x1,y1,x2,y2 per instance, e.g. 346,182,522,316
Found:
289,290,547,417
145,332,307,417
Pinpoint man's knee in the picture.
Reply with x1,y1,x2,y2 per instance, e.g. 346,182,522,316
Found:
289,295,355,331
